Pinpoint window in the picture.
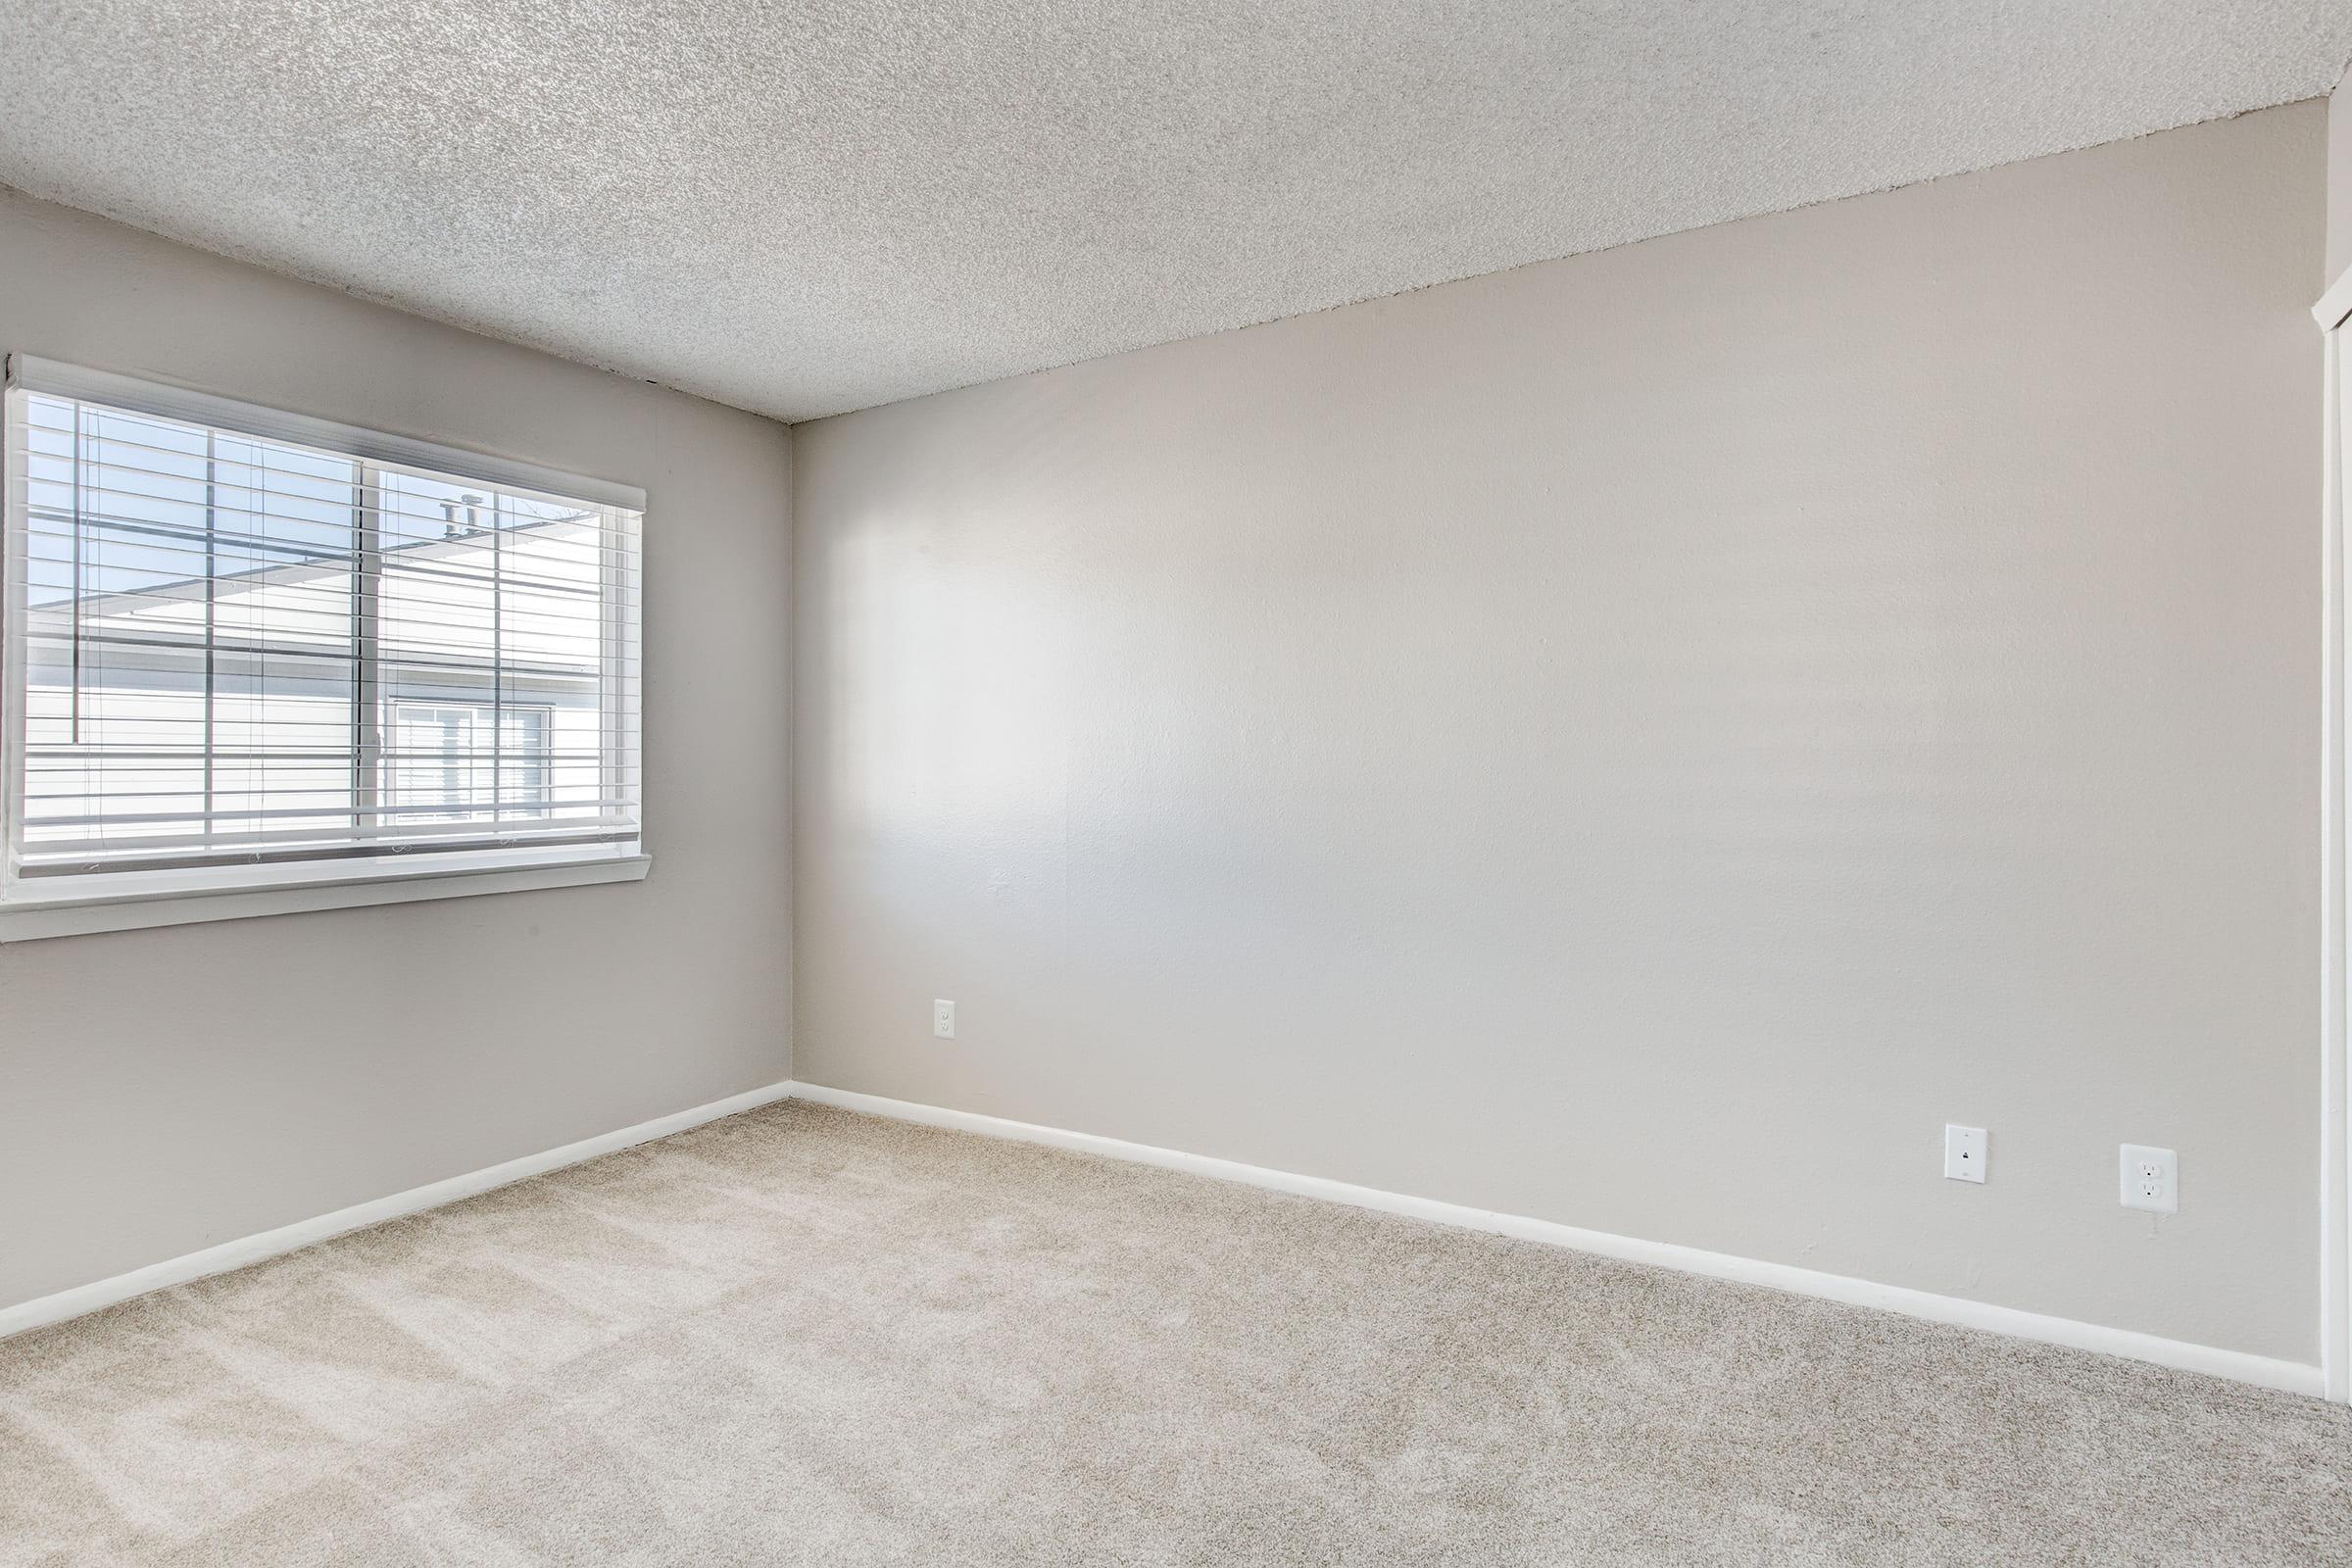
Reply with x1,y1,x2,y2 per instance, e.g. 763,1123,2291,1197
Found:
387,703,554,822
1,357,645,938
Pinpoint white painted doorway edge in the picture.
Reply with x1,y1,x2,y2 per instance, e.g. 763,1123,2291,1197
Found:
2314,268,2351,1404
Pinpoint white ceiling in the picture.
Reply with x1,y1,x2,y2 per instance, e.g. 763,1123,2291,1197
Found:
0,3,2345,423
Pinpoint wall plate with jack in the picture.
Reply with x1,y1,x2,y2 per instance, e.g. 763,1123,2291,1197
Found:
1943,1124,1987,1183
2120,1145,2177,1213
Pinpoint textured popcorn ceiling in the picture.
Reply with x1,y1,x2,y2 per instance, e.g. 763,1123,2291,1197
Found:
0,3,2345,422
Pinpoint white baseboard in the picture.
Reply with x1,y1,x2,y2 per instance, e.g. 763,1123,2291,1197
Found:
9,1074,2322,1400
0,1079,796,1341
789,1081,2327,1399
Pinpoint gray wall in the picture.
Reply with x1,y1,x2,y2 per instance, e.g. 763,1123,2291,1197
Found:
2332,73,2352,287
794,103,2325,1363
0,189,795,1311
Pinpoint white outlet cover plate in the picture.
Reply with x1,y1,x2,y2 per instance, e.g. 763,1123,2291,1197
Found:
1944,1124,1987,1183
2120,1144,2178,1213
932,1000,956,1040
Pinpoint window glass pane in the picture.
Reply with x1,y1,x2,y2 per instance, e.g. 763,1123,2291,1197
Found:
19,396,362,855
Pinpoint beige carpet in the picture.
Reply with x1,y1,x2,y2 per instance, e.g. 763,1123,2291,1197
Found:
2,1102,2346,1566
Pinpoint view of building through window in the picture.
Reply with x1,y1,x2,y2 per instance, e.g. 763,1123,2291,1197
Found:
386,702,554,822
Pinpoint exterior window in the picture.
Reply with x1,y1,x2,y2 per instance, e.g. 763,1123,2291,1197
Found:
387,703,554,822
1,358,644,935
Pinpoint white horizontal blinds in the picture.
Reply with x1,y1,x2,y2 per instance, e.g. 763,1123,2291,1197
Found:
7,384,642,875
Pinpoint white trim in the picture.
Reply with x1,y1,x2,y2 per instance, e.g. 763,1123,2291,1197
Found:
790,1082,2327,1398
6,1074,2323,1396
2324,315,2352,1402
2319,269,2352,335
0,1078,793,1340
0,851,650,942
4,354,647,512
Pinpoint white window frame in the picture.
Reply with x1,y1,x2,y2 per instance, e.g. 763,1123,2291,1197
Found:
0,356,648,942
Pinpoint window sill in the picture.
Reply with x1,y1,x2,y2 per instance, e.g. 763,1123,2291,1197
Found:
0,853,651,943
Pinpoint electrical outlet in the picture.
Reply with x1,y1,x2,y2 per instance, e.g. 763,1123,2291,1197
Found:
932,1000,956,1040
2119,1145,2177,1213
1944,1124,1987,1183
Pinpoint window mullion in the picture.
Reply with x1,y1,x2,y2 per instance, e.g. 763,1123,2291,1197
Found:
203,428,218,837
352,461,382,832
69,401,83,744
490,493,503,827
